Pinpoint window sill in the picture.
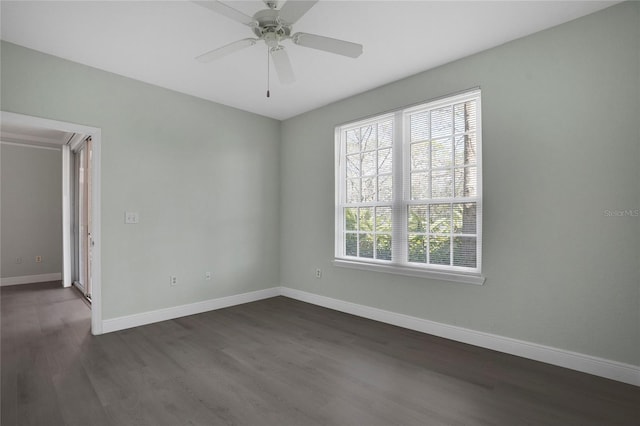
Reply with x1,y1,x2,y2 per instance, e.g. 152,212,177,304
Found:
333,259,486,285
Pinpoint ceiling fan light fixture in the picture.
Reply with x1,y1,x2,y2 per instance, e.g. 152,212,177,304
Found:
263,32,280,48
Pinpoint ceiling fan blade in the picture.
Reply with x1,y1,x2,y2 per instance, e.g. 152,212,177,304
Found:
192,1,257,26
270,47,295,84
196,38,257,63
292,32,363,58
278,0,319,25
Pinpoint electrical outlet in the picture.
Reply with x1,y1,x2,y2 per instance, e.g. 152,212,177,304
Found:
205,272,212,281
170,276,178,286
125,211,139,224
315,268,322,279
16,257,22,264
35,256,42,263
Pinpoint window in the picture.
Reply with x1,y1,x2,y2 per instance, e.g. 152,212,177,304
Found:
335,90,483,284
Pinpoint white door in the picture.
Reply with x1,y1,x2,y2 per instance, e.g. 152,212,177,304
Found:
73,138,92,299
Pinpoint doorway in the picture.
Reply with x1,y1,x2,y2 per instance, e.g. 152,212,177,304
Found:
1,111,103,334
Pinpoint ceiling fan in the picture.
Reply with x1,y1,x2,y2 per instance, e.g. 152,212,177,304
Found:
193,0,363,89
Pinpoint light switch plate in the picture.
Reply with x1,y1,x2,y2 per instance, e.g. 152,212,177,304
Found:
125,211,139,224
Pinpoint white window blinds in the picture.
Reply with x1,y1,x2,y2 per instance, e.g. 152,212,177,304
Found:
335,89,482,280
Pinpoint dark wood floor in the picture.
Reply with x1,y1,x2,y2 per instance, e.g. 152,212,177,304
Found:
1,282,639,425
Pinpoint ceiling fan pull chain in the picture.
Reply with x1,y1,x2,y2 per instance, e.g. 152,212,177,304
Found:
266,47,271,98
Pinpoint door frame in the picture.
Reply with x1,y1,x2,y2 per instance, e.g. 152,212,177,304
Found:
1,111,103,335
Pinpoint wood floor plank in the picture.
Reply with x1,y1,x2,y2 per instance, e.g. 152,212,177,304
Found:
1,343,19,425
2,284,639,426
15,342,67,426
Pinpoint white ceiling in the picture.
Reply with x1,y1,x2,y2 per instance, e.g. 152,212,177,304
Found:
1,1,619,120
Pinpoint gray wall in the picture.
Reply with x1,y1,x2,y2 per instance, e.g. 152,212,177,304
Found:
1,41,281,319
280,2,639,365
1,143,62,278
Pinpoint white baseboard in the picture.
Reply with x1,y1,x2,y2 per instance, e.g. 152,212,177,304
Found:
279,287,640,387
97,284,639,387
0,272,62,287
102,287,280,334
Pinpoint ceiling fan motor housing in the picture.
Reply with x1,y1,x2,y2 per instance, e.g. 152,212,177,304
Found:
252,9,291,47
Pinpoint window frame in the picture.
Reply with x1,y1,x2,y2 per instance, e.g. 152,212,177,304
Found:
334,89,485,285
